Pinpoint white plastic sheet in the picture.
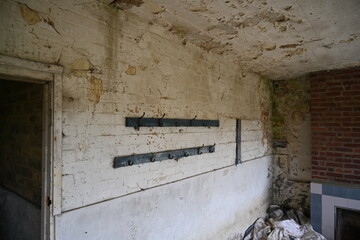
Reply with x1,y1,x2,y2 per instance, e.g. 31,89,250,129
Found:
243,208,326,240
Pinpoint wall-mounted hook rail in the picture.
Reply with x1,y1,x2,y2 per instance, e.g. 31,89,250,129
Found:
126,116,219,129
113,144,216,168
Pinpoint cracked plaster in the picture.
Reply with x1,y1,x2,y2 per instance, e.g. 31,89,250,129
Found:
113,0,360,79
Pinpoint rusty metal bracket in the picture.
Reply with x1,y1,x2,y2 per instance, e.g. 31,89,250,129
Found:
113,144,216,168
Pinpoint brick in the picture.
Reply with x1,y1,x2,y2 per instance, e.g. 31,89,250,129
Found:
327,142,343,147
325,152,343,157
326,172,343,178
335,168,353,174
352,74,360,79
312,147,327,151
344,174,360,180
322,132,337,137
326,162,343,167
344,163,360,168
343,90,360,96
313,166,326,171
343,112,360,116
334,178,352,183
344,143,360,148
334,147,352,152
334,137,352,142
351,180,360,185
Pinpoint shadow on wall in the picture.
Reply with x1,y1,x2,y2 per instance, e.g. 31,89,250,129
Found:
271,78,311,213
0,187,40,240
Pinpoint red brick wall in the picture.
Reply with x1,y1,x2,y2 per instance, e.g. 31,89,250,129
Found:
310,67,360,185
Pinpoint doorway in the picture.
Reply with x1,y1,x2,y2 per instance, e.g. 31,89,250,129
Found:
0,79,50,240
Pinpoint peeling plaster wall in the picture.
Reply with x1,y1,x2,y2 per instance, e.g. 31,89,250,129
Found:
110,0,360,79
0,0,272,239
271,78,311,212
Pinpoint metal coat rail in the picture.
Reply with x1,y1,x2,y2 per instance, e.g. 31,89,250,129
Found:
113,145,216,168
125,114,219,130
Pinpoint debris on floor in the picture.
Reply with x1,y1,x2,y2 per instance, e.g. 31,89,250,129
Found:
243,205,326,240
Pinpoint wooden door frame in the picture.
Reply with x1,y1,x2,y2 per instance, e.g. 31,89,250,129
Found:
0,55,63,240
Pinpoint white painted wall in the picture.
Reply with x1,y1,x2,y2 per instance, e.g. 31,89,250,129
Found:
56,156,272,240
0,0,273,239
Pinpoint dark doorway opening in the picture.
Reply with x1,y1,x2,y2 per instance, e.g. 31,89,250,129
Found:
0,79,44,240
336,207,360,240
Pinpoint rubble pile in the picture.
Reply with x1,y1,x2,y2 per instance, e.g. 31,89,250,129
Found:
243,205,326,240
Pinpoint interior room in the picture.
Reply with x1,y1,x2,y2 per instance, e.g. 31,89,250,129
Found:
0,0,359,239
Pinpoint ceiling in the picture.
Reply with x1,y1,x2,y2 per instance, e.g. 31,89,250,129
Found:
112,0,360,79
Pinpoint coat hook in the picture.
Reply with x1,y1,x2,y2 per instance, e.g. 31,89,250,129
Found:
127,159,134,166
135,112,146,130
150,156,156,162
139,112,146,119
190,115,197,126
159,113,166,127
198,145,204,155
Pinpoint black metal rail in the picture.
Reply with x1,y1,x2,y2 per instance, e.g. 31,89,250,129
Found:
125,114,219,129
113,145,216,168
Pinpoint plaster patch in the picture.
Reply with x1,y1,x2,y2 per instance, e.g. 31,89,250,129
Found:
284,48,306,57
168,25,189,38
153,18,169,27
186,33,227,53
110,0,143,10
88,76,103,104
20,5,41,25
143,0,165,14
280,44,302,49
262,41,276,51
126,65,137,75
216,24,238,35
339,37,356,43
71,58,93,71
187,5,207,12
241,9,287,28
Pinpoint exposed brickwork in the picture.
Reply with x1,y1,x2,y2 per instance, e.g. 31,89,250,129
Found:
310,67,360,185
0,80,43,205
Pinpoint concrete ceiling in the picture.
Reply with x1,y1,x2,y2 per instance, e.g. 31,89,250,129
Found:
113,0,360,79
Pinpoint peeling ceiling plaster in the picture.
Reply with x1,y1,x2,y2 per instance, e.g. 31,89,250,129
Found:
112,0,360,79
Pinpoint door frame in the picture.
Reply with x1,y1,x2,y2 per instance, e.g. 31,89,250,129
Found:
0,55,63,240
